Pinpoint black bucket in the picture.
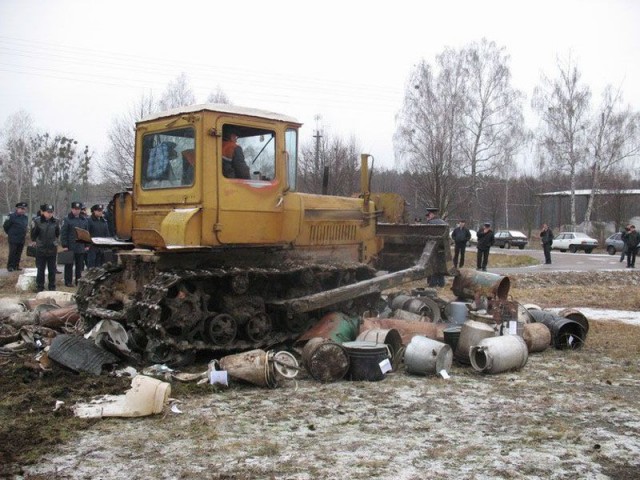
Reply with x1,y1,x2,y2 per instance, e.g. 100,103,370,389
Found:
443,326,462,353
528,310,586,349
342,341,390,381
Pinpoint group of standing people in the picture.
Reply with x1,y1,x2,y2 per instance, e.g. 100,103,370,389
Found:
3,201,114,292
450,219,495,271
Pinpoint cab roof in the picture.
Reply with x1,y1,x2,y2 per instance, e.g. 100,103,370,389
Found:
139,103,301,126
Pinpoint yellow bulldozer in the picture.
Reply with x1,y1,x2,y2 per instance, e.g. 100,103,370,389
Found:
76,104,450,364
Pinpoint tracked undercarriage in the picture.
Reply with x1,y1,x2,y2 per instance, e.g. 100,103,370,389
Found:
75,235,445,366
76,253,380,365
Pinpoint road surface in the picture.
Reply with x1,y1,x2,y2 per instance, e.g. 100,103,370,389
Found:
480,246,632,274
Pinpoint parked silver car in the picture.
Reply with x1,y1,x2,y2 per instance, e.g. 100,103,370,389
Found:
605,232,640,255
551,232,598,253
605,233,624,255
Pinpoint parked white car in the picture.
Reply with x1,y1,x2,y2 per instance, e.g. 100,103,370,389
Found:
551,232,598,253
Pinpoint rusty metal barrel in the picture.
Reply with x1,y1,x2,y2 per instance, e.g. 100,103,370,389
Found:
295,312,359,346
528,310,586,349
361,318,446,345
557,308,590,338
522,323,551,353
219,349,276,388
390,295,441,321
302,337,350,383
451,269,511,301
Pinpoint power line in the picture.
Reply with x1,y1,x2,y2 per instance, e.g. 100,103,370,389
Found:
0,36,404,104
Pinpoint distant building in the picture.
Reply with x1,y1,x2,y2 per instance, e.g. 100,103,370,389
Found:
537,189,640,229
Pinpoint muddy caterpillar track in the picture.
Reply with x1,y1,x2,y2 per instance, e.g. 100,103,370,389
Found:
76,262,378,365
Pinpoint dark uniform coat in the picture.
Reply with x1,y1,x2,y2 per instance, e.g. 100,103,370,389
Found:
3,211,28,244
60,213,89,253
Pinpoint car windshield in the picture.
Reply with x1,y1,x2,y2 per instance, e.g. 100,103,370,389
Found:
508,231,526,238
573,233,591,238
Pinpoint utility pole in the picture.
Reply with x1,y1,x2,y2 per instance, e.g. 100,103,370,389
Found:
505,173,509,230
313,114,322,173
313,130,322,172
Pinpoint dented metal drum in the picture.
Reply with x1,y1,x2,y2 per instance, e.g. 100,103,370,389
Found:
302,337,350,383
522,322,551,353
528,310,586,349
342,341,390,382
455,320,495,365
219,349,275,388
361,318,446,345
356,328,403,360
470,335,528,374
390,295,441,321
404,335,452,376
445,301,469,325
451,269,510,301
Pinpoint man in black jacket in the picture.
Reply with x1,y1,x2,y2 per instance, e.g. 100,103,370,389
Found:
451,220,471,268
540,223,554,264
60,201,89,287
30,204,60,291
3,201,29,272
622,224,639,268
476,222,495,271
87,204,110,268
425,207,448,287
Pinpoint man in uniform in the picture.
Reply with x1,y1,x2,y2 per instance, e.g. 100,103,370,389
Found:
540,223,554,265
476,222,495,271
3,201,29,272
451,219,471,268
30,204,60,292
87,204,110,268
425,207,448,287
60,201,89,286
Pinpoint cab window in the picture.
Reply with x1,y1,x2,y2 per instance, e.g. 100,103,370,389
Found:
141,127,195,189
285,128,298,191
222,124,275,181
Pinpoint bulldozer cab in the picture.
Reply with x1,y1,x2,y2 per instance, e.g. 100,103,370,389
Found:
126,105,302,249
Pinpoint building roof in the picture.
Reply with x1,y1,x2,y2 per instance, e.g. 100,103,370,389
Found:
537,189,640,197
139,103,301,125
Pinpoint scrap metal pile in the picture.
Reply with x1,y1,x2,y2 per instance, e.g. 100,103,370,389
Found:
1,269,589,398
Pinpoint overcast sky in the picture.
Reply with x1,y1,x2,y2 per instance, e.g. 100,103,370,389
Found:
1,0,639,171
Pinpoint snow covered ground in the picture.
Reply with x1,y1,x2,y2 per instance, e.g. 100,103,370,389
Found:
549,307,640,327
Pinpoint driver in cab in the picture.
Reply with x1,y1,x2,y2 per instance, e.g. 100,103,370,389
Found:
222,128,250,179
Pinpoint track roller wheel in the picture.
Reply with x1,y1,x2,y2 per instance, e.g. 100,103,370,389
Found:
245,312,272,341
204,313,237,345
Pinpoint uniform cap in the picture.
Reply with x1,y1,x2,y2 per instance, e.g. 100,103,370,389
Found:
71,201,82,209
42,204,54,212
91,204,104,212
15,202,28,209
483,222,491,227
425,207,439,213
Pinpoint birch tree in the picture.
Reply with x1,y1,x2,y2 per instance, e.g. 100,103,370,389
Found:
394,54,467,218
101,93,156,191
583,86,640,223
0,111,35,213
159,72,197,110
532,56,591,230
461,39,526,224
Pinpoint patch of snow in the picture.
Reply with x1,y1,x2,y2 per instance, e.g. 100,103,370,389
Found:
549,307,640,327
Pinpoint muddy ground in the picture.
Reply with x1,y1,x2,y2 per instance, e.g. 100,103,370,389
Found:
1,271,640,480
